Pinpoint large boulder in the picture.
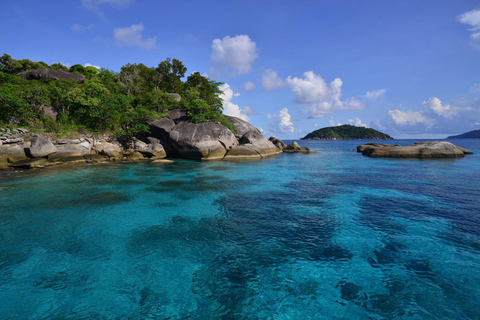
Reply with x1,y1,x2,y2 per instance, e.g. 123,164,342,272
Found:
269,136,287,151
17,69,86,81
225,116,280,159
169,122,238,160
134,137,167,158
357,141,473,158
47,141,92,161
29,134,57,158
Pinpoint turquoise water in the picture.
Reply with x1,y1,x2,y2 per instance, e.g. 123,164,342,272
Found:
1,139,480,319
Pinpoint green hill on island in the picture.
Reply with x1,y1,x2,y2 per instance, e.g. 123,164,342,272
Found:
301,124,393,140
447,129,480,139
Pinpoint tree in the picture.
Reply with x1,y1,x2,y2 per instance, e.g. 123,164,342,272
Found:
49,63,69,72
156,57,187,92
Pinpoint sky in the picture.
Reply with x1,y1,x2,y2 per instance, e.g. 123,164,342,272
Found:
2,0,480,139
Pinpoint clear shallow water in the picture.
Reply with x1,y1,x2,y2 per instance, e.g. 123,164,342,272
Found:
1,139,480,319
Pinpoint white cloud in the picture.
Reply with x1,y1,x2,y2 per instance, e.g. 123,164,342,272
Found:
458,9,480,41
348,117,367,128
328,117,335,126
387,109,431,126
211,35,258,75
220,83,250,121
314,123,318,128
84,63,100,70
285,71,366,118
423,97,456,117
261,69,286,90
365,89,386,99
72,24,94,32
113,24,156,50
243,81,256,92
268,108,295,134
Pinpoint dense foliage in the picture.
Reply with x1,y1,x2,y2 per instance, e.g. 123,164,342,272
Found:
301,124,393,140
0,54,233,137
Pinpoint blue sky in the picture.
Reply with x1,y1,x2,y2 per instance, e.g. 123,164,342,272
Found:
2,0,480,139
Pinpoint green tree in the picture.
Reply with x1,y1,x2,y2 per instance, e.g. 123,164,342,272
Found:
49,63,69,72
156,57,187,93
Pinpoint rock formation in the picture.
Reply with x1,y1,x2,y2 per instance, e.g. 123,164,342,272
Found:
357,141,473,158
29,134,57,157
17,69,86,81
149,110,281,160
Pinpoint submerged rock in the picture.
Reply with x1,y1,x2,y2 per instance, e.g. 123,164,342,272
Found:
357,141,473,158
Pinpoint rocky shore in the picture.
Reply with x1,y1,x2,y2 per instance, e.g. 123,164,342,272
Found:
0,109,314,169
357,141,473,158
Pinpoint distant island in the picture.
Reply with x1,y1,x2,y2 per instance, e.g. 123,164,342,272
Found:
447,129,480,139
301,124,393,140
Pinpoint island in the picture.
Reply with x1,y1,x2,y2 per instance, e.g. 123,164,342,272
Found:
301,124,393,140
447,129,480,139
0,54,313,169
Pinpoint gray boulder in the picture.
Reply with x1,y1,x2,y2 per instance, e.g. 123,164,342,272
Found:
169,93,181,103
17,69,86,81
169,122,238,160
41,106,58,121
357,141,473,158
269,136,287,151
30,134,57,158
284,141,301,152
225,116,280,159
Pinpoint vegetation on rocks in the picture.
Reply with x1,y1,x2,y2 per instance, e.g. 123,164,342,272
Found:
301,124,393,140
0,53,232,138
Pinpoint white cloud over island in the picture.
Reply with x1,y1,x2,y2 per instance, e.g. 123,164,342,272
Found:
268,108,295,134
113,24,156,50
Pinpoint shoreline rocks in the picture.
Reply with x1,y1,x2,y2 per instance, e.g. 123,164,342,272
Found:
357,141,473,158
0,110,315,170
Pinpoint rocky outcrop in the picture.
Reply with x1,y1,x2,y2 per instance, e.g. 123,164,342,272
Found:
223,116,280,160
17,69,86,81
357,141,473,158
269,136,287,151
148,110,280,161
169,121,238,160
29,134,57,157
283,141,316,154
169,93,181,103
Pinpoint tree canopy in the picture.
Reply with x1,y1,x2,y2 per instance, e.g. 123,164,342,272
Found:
0,54,232,137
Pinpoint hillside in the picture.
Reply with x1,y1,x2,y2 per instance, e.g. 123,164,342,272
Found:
301,124,393,140
447,129,480,139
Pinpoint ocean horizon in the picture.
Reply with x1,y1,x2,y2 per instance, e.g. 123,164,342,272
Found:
1,139,479,319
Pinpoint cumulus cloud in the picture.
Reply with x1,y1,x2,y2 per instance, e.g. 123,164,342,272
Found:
365,89,386,99
243,81,256,92
387,109,432,126
220,83,251,121
113,24,156,50
268,108,295,134
423,97,457,117
458,9,480,41
211,35,258,75
348,118,367,127
285,71,366,118
261,69,286,91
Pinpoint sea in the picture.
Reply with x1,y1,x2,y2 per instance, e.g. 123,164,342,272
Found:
0,139,479,319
